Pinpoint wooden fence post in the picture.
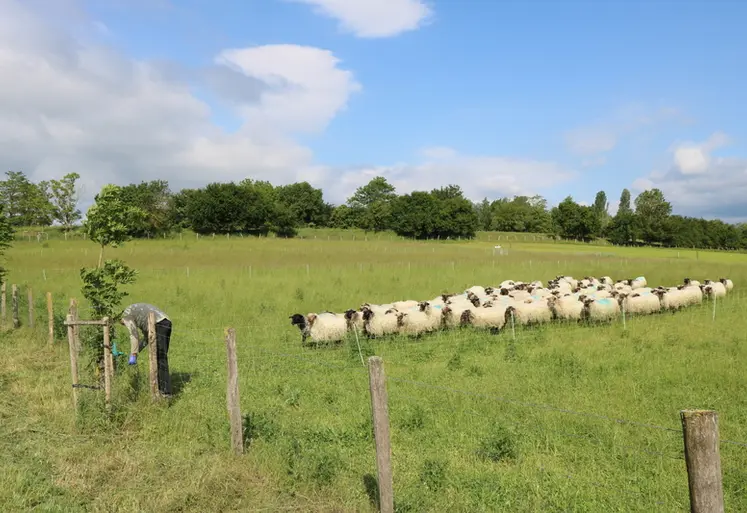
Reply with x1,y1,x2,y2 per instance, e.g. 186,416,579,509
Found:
69,298,79,352
368,356,394,513
225,327,243,455
12,284,19,328
47,292,54,345
102,318,113,411
681,410,724,513
27,287,34,328
1,282,5,328
66,314,79,412
147,311,159,400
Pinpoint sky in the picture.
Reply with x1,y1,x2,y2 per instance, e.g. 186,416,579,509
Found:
2,0,746,221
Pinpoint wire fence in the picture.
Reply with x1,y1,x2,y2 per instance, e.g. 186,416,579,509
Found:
3,279,747,510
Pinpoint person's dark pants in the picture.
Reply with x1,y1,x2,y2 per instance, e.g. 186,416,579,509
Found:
155,319,172,395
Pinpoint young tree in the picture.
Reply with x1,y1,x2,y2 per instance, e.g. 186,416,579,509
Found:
618,188,632,215
80,184,142,376
84,184,147,267
49,172,82,231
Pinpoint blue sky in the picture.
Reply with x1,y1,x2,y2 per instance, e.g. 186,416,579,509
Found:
3,0,747,219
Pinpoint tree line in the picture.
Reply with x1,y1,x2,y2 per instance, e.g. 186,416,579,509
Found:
2,170,747,250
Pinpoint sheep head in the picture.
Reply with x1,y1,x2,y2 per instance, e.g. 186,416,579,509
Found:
289,314,306,330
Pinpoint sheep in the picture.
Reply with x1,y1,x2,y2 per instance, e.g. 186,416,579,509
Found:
653,288,689,312
509,289,531,302
620,292,661,316
547,295,583,321
600,276,614,286
630,276,647,289
683,278,700,287
465,285,487,297
719,278,734,292
344,309,365,332
442,305,476,328
581,297,620,322
396,302,443,336
460,303,508,333
530,280,544,289
504,300,553,326
362,308,400,338
290,312,348,346
392,300,419,310
361,303,396,315
703,282,727,299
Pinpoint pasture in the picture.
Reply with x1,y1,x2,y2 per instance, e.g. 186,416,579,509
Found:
2,230,747,512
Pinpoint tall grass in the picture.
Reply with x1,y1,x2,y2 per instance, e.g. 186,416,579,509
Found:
1,233,746,511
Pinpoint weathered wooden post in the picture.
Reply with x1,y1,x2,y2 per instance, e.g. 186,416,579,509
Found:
46,292,54,344
102,317,113,411
0,282,5,328
368,356,394,513
681,409,724,513
69,298,80,352
12,284,19,328
66,314,79,412
27,287,34,328
225,327,243,455
147,311,159,400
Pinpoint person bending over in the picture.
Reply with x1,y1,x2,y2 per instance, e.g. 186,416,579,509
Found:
120,303,173,397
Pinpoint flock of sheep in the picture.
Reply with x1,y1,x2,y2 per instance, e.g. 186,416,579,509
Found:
289,275,735,346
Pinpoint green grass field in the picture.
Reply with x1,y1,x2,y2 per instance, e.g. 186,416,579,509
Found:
2,231,747,512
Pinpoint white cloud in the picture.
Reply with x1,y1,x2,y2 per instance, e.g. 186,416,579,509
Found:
288,0,432,38
564,105,687,157
0,0,359,206
671,131,729,175
632,132,747,220
318,148,578,203
0,0,575,213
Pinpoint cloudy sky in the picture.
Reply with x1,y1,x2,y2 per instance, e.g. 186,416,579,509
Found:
2,0,746,220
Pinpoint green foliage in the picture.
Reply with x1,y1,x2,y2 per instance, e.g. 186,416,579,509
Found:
551,196,601,241
0,171,54,227
80,260,138,320
119,180,173,237
634,188,672,244
49,172,81,231
0,202,13,281
347,176,396,209
487,195,552,233
420,459,448,491
84,184,147,250
390,185,478,239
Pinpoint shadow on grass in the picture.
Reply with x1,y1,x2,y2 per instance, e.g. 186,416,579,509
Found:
363,474,380,510
171,371,193,397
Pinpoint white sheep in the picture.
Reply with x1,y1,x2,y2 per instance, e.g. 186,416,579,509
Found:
600,276,614,286
630,276,647,289
680,284,704,306
290,312,348,345
397,302,443,336
362,308,400,337
442,304,477,328
653,288,688,311
683,278,700,287
505,300,553,326
719,278,734,292
703,282,727,299
344,309,365,332
581,297,620,322
460,303,508,332
548,295,583,321
465,285,487,297
620,292,661,316
392,300,419,310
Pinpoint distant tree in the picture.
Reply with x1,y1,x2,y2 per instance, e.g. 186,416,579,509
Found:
473,198,492,231
275,181,332,227
329,205,362,229
0,202,13,281
0,171,54,226
347,176,396,209
168,188,199,230
49,172,82,231
618,188,633,215
491,195,551,233
592,190,610,236
390,185,477,239
550,196,600,241
634,188,672,244
119,180,173,237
